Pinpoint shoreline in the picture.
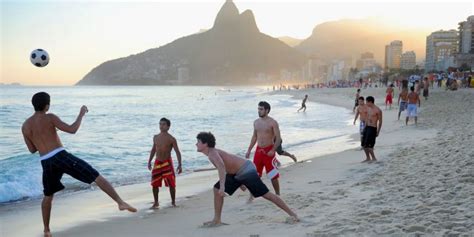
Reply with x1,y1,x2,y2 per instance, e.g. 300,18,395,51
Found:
2,88,473,236
0,89,359,237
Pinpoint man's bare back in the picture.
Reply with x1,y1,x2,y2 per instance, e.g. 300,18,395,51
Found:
209,149,246,175
22,114,63,155
22,106,87,156
400,90,409,101
386,87,393,96
408,92,419,104
153,133,176,162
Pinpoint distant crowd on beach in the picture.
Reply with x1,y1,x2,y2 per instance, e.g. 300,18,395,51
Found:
271,71,474,91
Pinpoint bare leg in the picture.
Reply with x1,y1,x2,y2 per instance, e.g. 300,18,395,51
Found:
398,111,401,120
170,186,176,207
150,187,159,209
281,151,297,162
271,178,280,195
415,116,418,126
368,148,377,162
362,148,370,162
261,192,298,220
94,175,137,212
406,116,409,125
42,195,53,237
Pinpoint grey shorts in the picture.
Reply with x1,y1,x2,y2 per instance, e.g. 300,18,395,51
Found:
214,160,269,197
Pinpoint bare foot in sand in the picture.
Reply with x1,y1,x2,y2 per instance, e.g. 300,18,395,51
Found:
290,154,297,163
247,195,254,204
149,203,159,210
285,216,300,224
44,231,52,237
119,202,137,212
361,159,370,163
171,203,178,208
202,220,229,228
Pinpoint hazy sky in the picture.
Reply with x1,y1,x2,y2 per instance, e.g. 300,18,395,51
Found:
1,0,473,85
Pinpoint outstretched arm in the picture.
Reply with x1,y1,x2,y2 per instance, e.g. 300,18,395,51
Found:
50,106,88,134
209,151,226,196
173,138,182,174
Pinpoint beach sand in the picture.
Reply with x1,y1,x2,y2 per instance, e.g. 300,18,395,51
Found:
1,87,473,237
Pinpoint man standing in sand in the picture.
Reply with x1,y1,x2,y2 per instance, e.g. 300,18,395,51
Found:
353,96,368,148
385,84,394,110
196,132,298,227
406,86,421,126
397,87,409,120
147,118,182,209
246,101,282,196
21,92,136,237
353,89,361,113
361,96,382,163
297,94,308,112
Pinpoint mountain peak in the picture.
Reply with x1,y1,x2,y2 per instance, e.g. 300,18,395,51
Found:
213,0,239,29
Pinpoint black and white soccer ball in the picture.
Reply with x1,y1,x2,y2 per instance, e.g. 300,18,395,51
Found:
30,49,49,67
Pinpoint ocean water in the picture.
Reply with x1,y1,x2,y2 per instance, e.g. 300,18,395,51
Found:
0,86,355,203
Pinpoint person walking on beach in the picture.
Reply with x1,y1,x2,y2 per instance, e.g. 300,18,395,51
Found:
385,84,394,110
397,87,409,120
21,92,136,237
147,118,182,209
353,89,361,113
246,101,282,197
353,96,368,149
406,86,421,125
196,132,298,227
423,77,429,100
297,95,308,112
361,96,382,163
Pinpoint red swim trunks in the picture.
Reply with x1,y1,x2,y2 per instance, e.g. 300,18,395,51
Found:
253,145,279,180
385,94,393,104
151,158,176,188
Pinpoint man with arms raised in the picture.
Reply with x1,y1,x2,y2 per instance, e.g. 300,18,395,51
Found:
196,132,298,227
22,92,136,237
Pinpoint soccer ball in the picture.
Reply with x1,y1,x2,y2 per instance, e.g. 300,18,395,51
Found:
30,49,49,67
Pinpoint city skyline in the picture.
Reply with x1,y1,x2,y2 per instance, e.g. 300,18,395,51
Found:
1,0,473,85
